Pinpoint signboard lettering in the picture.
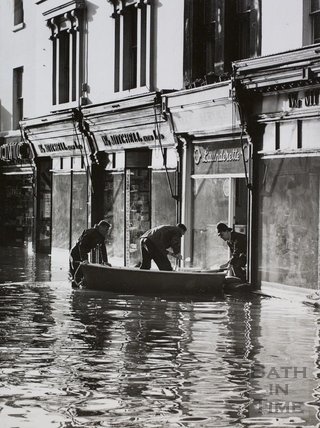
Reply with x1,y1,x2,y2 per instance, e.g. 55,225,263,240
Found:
0,141,32,162
288,90,320,108
194,147,241,165
38,139,82,154
101,130,165,148
193,142,246,175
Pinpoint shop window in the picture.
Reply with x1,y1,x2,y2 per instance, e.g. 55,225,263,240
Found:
258,157,320,288
311,0,320,43
104,173,125,265
13,66,23,130
13,0,24,29
47,9,83,106
111,0,152,93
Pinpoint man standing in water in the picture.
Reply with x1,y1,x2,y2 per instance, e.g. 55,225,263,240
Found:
139,223,187,271
217,222,247,282
69,220,111,287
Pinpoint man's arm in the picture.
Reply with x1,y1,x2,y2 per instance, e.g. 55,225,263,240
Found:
170,235,181,255
99,241,109,264
230,234,247,263
78,231,91,261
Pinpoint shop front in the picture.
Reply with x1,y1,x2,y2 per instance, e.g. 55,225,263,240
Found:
0,135,34,249
191,138,249,270
22,112,90,257
82,93,179,266
165,82,251,274
235,45,320,290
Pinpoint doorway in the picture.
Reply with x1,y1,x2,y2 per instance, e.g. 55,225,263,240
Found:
125,149,151,266
191,176,248,269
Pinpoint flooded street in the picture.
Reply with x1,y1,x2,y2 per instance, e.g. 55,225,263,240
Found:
0,248,320,427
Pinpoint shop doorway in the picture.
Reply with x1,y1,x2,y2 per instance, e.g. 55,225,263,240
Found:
192,176,248,269
125,150,151,266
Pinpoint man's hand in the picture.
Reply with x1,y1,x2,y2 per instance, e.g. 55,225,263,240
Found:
168,251,183,260
82,260,89,265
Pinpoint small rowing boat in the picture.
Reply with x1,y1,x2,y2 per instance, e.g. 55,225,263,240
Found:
80,263,227,296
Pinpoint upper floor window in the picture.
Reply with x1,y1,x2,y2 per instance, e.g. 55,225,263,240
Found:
311,0,320,43
13,67,23,130
46,8,84,107
13,0,24,30
110,0,152,93
183,0,261,89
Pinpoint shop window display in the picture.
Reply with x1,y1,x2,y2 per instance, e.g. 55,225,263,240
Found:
0,174,34,247
258,157,320,288
126,168,150,266
104,173,125,265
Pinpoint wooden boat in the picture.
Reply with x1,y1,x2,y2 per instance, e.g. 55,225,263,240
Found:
81,263,227,296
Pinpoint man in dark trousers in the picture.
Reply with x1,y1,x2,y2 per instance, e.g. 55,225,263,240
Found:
217,222,247,281
69,220,111,287
139,223,187,271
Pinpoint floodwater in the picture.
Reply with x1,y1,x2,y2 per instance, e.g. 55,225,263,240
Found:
1,248,320,427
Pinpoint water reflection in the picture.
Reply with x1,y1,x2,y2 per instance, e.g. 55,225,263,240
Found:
0,248,320,427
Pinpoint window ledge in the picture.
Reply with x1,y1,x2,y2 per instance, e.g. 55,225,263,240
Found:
50,101,78,113
13,22,25,32
114,86,151,99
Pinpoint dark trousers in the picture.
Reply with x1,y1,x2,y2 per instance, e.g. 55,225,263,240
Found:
140,238,173,271
69,245,84,285
230,254,246,281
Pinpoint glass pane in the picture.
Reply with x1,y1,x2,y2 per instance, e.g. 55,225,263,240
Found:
37,159,52,253
236,0,251,13
123,5,137,90
14,0,24,25
58,31,70,104
311,0,320,12
258,158,320,288
313,14,320,43
127,169,150,266
151,170,176,226
71,173,87,248
104,173,125,266
52,174,71,250
235,178,248,230
0,173,33,248
192,177,229,270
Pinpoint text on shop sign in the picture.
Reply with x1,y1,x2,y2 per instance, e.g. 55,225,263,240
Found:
38,140,82,154
194,146,241,165
0,141,31,161
101,130,165,147
288,90,320,108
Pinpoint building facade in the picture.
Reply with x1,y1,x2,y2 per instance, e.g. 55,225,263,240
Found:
2,0,320,287
235,45,320,290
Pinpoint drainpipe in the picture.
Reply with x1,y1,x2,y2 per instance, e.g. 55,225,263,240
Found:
232,65,254,286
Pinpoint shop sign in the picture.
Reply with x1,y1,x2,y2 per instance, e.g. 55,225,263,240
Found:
193,143,247,175
32,137,83,157
0,140,32,163
96,126,172,151
288,90,320,109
